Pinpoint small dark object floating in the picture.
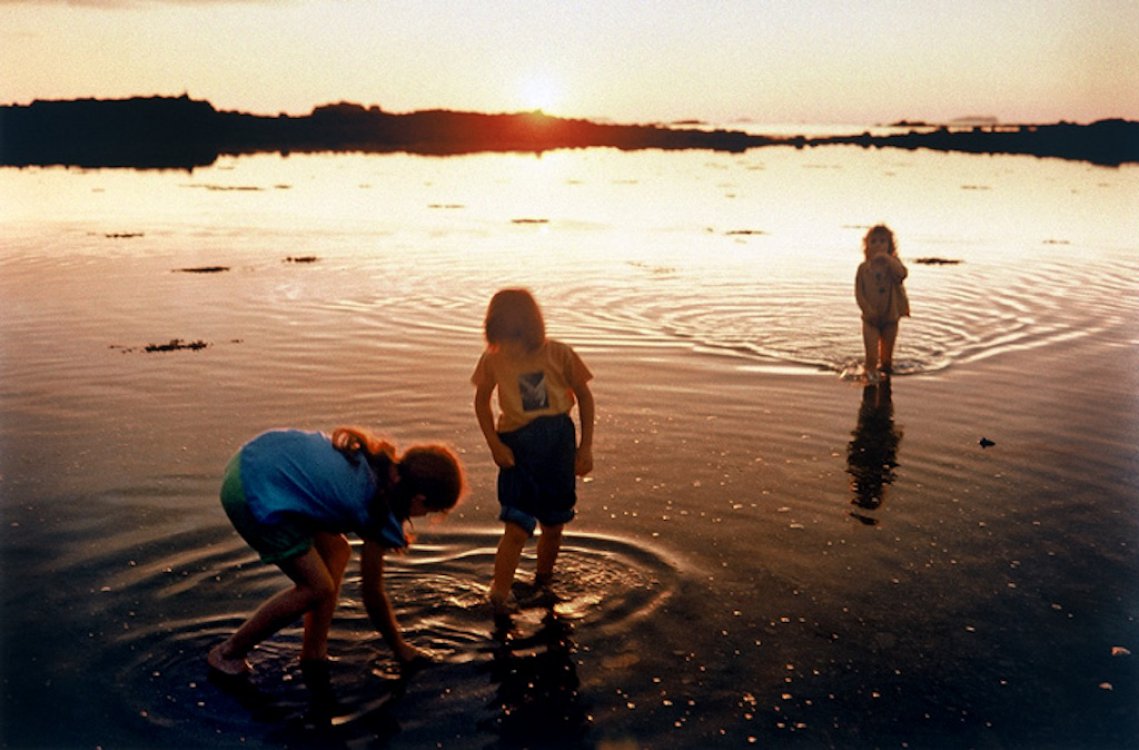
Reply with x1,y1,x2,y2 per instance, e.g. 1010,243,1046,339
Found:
979,437,996,448
285,256,319,263
145,339,208,353
176,266,229,273
914,257,963,265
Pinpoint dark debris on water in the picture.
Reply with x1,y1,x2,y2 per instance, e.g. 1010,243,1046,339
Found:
144,339,209,353
913,257,963,265
110,339,211,353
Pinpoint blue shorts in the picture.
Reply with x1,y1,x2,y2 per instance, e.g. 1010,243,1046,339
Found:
219,452,314,564
497,414,577,535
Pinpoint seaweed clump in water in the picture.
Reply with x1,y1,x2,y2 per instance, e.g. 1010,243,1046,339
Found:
175,266,230,273
144,339,209,352
913,257,963,265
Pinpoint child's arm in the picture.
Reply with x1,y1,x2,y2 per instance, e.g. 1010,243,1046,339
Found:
883,254,908,282
854,265,872,315
360,539,421,665
573,380,595,476
474,381,515,468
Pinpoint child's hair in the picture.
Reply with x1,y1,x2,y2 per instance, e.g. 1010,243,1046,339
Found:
484,288,546,352
862,224,898,260
331,426,466,518
398,445,467,513
332,426,396,474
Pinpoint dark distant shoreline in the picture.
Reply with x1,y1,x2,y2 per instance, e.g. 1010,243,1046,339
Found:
1,95,1136,169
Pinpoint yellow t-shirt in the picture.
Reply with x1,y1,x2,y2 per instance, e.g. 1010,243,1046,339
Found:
471,339,593,433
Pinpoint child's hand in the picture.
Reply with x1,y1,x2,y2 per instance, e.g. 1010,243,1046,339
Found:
491,443,516,469
575,445,594,476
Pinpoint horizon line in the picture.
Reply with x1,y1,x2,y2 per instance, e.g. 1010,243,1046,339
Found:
3,93,1134,130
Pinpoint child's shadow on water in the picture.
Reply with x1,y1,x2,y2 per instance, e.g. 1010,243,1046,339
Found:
480,599,590,747
846,381,903,525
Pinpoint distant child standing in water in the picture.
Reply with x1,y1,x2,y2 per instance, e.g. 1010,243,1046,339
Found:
855,224,910,382
472,288,595,615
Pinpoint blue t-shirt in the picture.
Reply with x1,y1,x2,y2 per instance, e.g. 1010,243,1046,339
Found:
239,429,406,548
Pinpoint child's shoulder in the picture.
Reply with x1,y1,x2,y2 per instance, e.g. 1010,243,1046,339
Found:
544,338,578,355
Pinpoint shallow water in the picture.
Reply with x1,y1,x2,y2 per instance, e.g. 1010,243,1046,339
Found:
1,146,1137,748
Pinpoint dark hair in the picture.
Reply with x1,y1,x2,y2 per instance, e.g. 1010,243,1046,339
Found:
330,426,466,519
331,426,396,476
397,445,467,513
484,288,546,352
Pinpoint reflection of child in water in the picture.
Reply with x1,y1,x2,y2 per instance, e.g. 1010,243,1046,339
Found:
486,611,586,743
472,288,596,615
846,382,903,523
855,224,909,383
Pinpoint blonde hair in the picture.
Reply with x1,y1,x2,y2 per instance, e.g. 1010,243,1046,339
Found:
484,288,546,352
862,224,898,260
331,426,466,516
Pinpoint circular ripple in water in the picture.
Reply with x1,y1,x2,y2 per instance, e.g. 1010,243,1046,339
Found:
96,528,679,747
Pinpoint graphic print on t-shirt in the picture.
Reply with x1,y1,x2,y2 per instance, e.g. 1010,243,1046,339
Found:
518,371,549,411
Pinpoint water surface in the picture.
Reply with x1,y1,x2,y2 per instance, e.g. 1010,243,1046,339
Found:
2,146,1137,748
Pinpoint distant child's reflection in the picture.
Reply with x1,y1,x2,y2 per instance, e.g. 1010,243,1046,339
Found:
846,381,903,525
482,609,589,745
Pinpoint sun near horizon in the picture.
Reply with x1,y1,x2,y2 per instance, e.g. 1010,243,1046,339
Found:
1,2,1137,125
514,73,565,115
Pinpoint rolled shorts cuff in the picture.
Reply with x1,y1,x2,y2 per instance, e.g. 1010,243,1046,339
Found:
499,504,575,536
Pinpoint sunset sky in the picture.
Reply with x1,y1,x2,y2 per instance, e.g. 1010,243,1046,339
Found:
2,1,1136,125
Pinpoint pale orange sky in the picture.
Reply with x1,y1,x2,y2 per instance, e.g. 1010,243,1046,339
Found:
2,1,1136,125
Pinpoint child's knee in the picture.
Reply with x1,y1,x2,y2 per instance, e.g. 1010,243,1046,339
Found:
502,521,530,544
297,579,338,610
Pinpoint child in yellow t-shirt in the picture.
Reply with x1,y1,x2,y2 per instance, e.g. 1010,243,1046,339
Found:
472,288,595,614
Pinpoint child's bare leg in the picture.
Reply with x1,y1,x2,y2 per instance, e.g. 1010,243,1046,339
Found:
878,322,899,371
208,548,336,676
301,532,351,663
491,522,529,606
535,523,564,585
862,321,881,373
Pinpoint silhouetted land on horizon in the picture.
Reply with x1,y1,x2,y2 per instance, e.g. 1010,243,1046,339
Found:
1,96,1136,169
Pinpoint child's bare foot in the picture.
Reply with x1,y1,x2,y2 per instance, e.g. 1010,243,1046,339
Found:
208,643,251,677
489,589,519,616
